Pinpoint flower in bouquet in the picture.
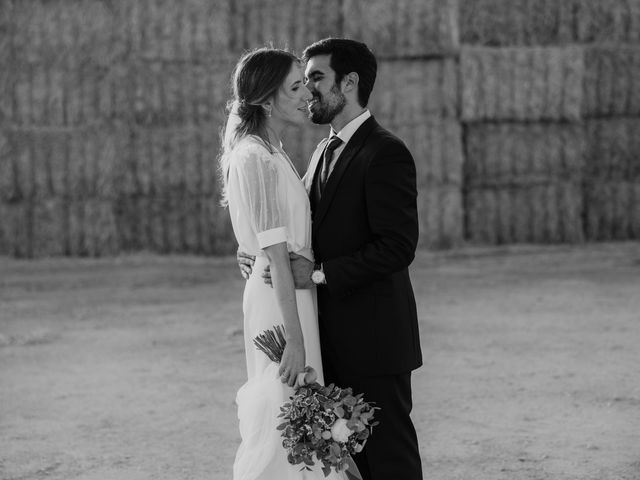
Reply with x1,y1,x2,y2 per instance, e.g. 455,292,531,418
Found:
277,381,378,476
253,325,379,477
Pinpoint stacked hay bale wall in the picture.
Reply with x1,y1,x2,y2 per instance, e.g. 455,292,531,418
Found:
1,1,126,257
1,0,639,257
460,0,640,245
460,46,586,244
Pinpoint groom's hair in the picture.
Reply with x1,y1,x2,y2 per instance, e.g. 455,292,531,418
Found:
302,38,377,108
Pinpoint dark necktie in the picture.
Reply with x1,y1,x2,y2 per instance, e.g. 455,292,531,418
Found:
319,136,343,194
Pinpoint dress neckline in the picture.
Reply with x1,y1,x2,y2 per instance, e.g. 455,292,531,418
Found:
246,135,301,181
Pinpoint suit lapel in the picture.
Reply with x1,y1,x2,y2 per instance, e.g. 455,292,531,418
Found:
313,117,377,233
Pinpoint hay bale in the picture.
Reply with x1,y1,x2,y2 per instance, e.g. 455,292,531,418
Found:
461,0,640,46
32,198,67,256
391,119,464,187
584,119,640,241
0,132,19,202
583,46,640,117
586,118,640,179
113,195,150,252
130,60,231,127
371,58,458,124
465,123,587,187
465,182,584,244
0,199,69,257
68,199,118,257
343,0,459,58
228,0,342,53
0,202,31,257
418,184,464,249
128,126,220,197
8,63,126,126
6,131,36,200
579,0,640,43
11,0,120,68
0,202,8,255
461,47,584,122
122,0,232,61
584,181,640,241
6,127,123,201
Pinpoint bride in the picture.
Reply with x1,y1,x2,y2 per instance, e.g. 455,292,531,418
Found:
220,48,358,480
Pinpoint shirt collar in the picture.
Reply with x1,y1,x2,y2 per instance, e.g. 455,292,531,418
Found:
331,110,371,144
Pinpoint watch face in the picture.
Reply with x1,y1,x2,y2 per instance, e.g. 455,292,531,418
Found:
311,270,324,284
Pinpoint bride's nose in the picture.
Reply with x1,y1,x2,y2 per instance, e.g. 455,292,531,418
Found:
301,88,312,102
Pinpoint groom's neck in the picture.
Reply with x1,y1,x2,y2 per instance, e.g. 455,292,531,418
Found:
330,104,367,133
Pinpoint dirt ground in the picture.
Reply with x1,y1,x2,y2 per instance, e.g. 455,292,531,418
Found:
1,243,639,480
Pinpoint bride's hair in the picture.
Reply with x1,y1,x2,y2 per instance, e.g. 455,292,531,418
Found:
219,48,299,204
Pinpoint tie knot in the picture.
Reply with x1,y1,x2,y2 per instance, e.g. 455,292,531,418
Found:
326,136,343,152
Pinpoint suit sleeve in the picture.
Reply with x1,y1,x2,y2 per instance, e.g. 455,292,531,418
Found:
323,140,419,297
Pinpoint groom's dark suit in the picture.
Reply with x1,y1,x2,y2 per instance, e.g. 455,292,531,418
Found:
304,115,423,480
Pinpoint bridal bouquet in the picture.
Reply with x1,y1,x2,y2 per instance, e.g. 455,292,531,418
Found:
254,326,379,477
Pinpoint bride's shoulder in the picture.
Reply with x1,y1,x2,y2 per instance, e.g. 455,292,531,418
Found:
232,135,275,162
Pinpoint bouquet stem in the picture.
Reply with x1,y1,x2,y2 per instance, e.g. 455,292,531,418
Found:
254,325,317,386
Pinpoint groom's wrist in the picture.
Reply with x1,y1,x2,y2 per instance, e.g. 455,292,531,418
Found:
311,262,326,285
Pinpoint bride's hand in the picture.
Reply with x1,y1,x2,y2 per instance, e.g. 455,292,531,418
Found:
279,339,305,387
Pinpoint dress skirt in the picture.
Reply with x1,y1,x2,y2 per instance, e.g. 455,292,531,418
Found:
234,256,354,480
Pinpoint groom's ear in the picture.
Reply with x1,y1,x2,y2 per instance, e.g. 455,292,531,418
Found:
342,72,359,94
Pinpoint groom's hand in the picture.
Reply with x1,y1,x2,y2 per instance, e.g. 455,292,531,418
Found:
262,252,315,289
236,250,256,280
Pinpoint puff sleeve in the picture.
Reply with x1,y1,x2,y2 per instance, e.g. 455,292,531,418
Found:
235,144,287,248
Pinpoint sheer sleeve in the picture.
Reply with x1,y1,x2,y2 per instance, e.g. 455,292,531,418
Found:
235,143,287,248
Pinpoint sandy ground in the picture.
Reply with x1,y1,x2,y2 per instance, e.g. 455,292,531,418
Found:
1,243,639,480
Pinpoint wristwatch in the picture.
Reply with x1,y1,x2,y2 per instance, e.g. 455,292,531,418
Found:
311,263,326,285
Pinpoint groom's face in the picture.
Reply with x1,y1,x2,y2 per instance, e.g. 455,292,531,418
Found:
304,54,346,125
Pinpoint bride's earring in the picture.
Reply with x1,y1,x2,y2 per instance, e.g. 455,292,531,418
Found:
263,104,272,117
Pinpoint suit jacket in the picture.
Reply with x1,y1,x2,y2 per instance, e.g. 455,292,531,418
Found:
303,116,422,376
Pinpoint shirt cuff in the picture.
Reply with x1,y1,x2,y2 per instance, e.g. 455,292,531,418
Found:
257,226,287,248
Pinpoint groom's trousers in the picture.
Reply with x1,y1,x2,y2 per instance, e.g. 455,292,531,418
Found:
323,351,423,480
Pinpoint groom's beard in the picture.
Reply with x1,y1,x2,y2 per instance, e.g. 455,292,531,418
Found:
309,83,346,125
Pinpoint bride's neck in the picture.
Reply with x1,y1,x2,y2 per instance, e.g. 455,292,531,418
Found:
264,122,283,149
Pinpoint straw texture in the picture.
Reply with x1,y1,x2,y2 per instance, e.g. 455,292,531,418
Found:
583,46,640,117
583,118,640,240
461,47,585,122
466,183,584,245
129,60,232,127
464,123,586,244
343,0,459,58
461,0,640,46
6,127,124,201
229,0,343,53
465,123,587,187
418,184,464,249
371,59,458,124
391,119,464,187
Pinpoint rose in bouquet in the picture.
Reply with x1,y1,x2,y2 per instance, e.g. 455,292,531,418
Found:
254,325,379,477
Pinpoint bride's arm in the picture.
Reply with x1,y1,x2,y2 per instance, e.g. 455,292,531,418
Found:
262,241,305,387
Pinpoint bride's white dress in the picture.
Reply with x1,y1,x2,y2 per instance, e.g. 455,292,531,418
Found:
227,135,352,480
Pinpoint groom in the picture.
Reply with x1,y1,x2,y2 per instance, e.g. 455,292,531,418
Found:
240,38,423,480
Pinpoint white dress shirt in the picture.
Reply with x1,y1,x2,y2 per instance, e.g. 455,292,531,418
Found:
326,109,371,179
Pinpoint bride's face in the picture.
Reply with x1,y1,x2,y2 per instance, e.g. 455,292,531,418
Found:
270,63,313,126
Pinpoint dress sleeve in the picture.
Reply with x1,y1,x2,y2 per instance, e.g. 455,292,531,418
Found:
235,144,287,248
